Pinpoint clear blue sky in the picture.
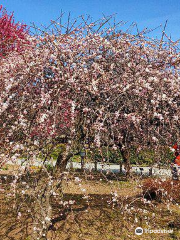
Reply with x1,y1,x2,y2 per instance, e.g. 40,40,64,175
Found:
1,0,180,40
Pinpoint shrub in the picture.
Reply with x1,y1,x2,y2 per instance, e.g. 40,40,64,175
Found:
142,178,180,203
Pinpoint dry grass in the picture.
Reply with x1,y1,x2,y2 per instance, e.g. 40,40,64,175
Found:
63,178,141,197
48,200,180,240
0,170,179,240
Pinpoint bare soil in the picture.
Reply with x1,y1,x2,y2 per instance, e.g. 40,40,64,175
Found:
0,171,179,240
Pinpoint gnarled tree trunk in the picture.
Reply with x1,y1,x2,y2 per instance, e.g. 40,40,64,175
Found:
31,173,53,240
120,148,131,178
31,146,72,239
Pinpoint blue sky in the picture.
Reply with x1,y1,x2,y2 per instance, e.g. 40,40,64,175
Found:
1,0,180,40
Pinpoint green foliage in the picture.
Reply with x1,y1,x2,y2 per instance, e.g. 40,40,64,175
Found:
1,165,8,170
87,146,174,167
19,142,175,167
129,148,155,166
49,143,66,160
71,154,81,162
44,163,54,172
89,147,122,164
130,146,174,166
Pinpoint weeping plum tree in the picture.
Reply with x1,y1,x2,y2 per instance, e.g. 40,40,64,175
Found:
0,14,180,238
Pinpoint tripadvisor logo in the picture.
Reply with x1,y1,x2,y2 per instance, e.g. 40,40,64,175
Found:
135,227,173,235
135,227,143,235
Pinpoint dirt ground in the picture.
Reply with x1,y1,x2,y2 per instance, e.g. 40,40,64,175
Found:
0,170,179,240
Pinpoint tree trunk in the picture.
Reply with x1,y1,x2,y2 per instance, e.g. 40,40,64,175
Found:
119,161,123,174
55,152,68,172
31,174,53,240
149,167,153,176
81,156,85,170
55,145,72,172
31,147,72,239
94,160,97,171
120,148,131,178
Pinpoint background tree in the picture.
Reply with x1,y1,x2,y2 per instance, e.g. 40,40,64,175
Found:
0,5,28,57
